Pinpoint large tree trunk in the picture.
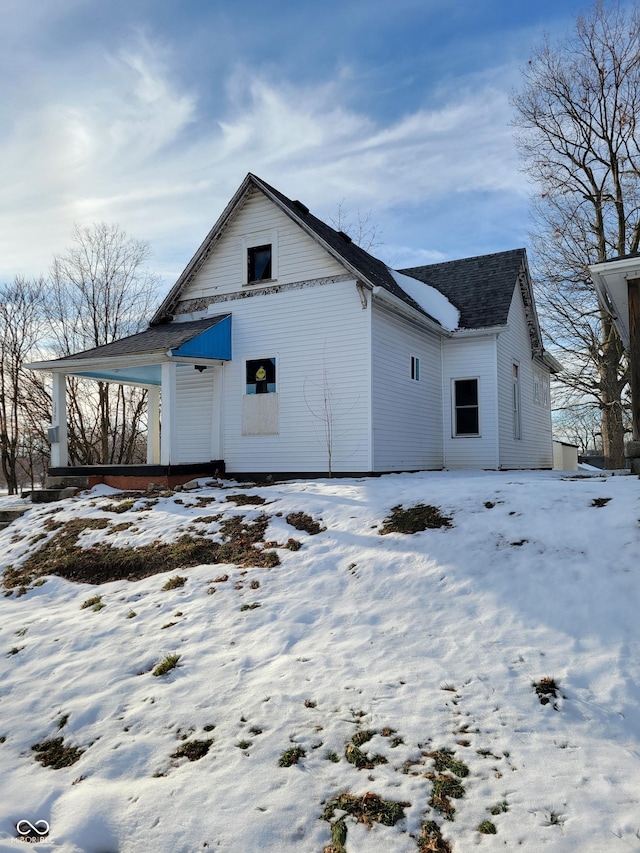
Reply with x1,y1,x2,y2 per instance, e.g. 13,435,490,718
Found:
600,313,627,468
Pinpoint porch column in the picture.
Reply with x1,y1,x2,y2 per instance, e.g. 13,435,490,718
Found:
160,362,178,465
147,385,161,464
50,372,68,467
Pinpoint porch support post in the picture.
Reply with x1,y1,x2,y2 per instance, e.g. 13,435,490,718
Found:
50,373,68,467
147,385,161,464
160,362,177,465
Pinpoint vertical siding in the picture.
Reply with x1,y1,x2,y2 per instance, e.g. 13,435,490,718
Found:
442,336,499,469
179,189,346,300
497,289,553,468
371,302,443,470
174,366,216,463
220,280,371,473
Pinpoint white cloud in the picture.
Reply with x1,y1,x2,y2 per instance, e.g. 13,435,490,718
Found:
0,37,527,288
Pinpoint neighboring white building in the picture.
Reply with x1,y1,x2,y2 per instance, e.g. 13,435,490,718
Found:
30,174,560,486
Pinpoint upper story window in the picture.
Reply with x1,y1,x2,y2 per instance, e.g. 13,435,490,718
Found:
248,244,272,283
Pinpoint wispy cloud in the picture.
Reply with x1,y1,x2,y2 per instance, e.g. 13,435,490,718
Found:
0,33,526,285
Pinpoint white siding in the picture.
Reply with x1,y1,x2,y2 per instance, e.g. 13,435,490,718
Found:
497,289,553,468
371,302,443,470
174,366,217,463
180,189,346,301
220,280,371,473
442,336,499,469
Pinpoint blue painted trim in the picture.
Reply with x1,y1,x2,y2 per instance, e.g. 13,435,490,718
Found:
172,315,232,360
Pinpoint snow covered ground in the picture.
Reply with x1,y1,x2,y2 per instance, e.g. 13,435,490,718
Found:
0,470,639,852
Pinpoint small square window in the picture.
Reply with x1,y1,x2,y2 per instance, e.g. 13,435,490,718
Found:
246,358,276,394
411,356,420,381
248,245,272,283
454,378,479,436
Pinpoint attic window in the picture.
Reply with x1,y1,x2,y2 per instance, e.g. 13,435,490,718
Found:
248,245,272,283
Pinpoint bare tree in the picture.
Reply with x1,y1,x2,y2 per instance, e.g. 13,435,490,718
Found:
47,223,159,465
330,201,382,252
511,1,640,467
303,355,359,477
0,277,46,493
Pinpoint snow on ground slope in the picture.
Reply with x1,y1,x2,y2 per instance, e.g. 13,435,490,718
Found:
0,471,639,852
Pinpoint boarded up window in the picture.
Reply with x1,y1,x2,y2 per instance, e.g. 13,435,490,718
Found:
246,358,276,395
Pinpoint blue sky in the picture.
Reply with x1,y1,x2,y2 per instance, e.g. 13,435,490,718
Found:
0,0,584,293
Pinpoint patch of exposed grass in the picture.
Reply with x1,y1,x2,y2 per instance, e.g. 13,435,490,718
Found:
427,774,465,821
80,595,105,612
126,610,137,619
31,737,84,769
477,820,497,834
236,739,253,750
591,497,612,508
240,602,261,611
322,791,410,830
225,494,267,505
286,538,302,550
278,745,306,767
170,738,213,762
325,751,340,763
162,575,187,590
5,513,279,588
489,800,509,815
153,654,180,677
380,503,452,535
285,511,325,535
57,714,69,730
417,820,452,852
351,729,376,748
424,748,469,778
103,499,136,514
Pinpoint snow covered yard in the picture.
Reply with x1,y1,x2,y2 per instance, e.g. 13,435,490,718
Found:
0,470,639,852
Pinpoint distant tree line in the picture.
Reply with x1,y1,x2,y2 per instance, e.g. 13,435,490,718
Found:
0,223,158,493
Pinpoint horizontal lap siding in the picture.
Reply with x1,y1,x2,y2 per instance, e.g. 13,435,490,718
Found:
442,337,498,469
497,290,553,468
221,281,371,473
180,190,345,300
175,367,215,463
371,303,443,470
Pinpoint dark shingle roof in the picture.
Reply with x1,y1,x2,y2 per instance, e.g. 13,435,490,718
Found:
57,316,230,362
253,176,433,315
152,174,441,326
400,249,526,329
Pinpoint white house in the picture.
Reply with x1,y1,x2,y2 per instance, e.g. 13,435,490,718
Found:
30,174,560,488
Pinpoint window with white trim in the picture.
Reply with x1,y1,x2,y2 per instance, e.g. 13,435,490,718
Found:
410,356,420,381
453,378,479,436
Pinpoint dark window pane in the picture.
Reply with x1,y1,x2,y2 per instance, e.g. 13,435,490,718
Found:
246,358,276,394
248,245,272,282
456,407,479,435
455,379,478,407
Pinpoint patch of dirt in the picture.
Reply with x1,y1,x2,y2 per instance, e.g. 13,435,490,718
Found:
285,511,325,535
380,503,453,534
31,737,85,769
4,514,279,588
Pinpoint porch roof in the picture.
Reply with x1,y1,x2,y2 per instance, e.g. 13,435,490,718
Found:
27,315,231,386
